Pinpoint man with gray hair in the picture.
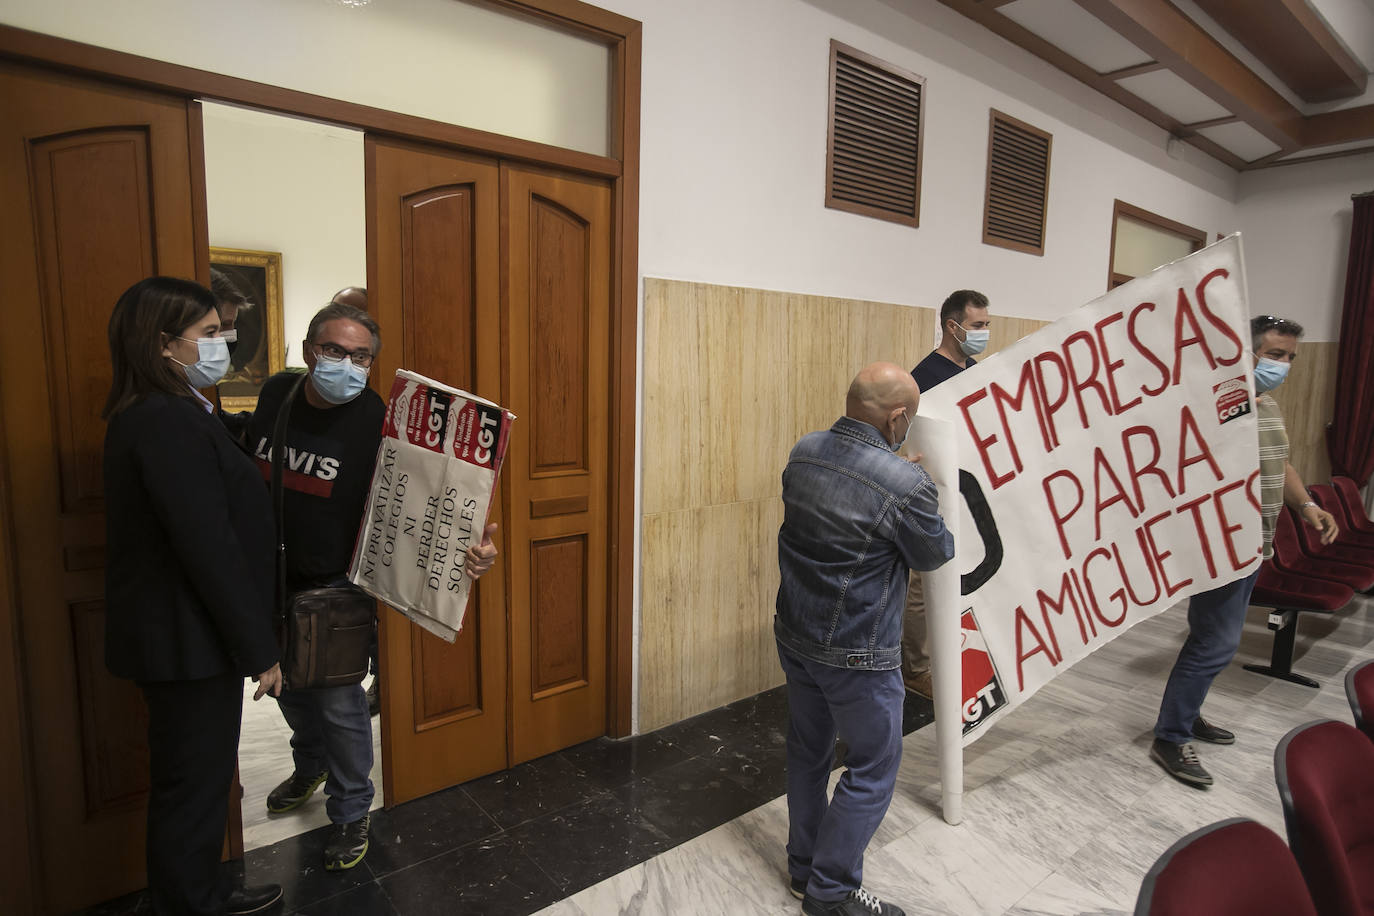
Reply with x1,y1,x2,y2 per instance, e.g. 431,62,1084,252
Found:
775,362,954,916
248,301,498,870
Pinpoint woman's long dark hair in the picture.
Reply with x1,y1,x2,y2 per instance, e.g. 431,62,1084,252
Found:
102,276,217,419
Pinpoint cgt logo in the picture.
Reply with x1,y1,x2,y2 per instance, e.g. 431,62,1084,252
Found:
961,609,1007,735
1212,376,1251,426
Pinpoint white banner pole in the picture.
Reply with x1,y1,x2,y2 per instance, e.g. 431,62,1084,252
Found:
911,415,963,825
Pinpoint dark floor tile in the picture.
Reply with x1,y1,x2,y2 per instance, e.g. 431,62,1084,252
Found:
293,881,396,916
72,888,151,915
557,732,692,790
364,787,502,877
243,821,376,912
612,755,773,847
503,794,673,895
379,833,563,916
461,752,609,830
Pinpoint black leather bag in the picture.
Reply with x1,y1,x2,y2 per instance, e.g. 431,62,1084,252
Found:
271,374,374,691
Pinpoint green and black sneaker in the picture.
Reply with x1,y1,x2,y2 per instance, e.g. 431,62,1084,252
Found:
324,814,370,871
265,769,328,814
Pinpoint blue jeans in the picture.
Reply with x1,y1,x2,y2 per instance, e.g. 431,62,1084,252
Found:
1154,569,1259,744
778,644,904,902
277,682,374,824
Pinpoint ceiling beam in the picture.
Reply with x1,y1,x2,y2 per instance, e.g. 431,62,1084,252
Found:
1070,0,1304,148
1190,0,1366,103
1304,104,1374,147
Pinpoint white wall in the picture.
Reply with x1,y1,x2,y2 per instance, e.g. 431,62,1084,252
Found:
1234,152,1374,341
0,0,611,156
202,104,365,367
606,0,1240,323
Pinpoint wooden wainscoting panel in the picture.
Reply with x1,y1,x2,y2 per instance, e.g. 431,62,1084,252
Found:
985,315,1049,358
1270,339,1337,485
638,497,785,732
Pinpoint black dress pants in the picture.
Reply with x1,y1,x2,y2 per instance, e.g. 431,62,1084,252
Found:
141,672,243,915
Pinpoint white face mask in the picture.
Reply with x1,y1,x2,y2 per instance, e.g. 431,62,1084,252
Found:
957,324,990,356
891,410,912,452
170,336,231,388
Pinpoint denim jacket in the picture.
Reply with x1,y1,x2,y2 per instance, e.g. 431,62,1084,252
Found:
774,416,954,670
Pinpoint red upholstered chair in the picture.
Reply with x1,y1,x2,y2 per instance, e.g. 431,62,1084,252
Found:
1133,817,1316,916
1275,720,1374,916
1270,508,1374,592
1332,477,1374,535
1348,660,1374,743
1244,561,1354,688
1309,486,1374,552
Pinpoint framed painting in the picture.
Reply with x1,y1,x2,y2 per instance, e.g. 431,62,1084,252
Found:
209,247,285,411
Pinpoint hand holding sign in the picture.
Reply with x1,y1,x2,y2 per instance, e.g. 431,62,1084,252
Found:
465,523,500,578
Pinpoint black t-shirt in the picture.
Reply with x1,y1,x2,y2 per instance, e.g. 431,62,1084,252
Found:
912,350,976,392
247,371,386,587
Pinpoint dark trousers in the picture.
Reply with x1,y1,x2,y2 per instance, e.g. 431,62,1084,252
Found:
778,643,904,902
1154,569,1260,744
142,672,243,916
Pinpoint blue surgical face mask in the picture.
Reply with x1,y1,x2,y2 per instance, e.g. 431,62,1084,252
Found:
958,325,990,356
171,336,231,388
311,355,370,405
1253,356,1290,393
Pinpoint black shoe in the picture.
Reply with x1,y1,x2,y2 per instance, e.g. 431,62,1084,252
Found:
265,769,328,814
1191,716,1235,745
366,679,380,717
789,876,807,900
224,884,282,915
802,888,905,916
1150,738,1213,787
324,814,370,870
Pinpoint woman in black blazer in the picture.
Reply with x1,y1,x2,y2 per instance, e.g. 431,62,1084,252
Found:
103,277,282,915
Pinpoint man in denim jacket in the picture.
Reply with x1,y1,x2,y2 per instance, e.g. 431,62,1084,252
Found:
776,362,955,916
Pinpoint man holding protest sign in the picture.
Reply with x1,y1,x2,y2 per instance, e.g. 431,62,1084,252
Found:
1150,315,1339,787
902,290,991,698
776,362,955,916
249,303,499,869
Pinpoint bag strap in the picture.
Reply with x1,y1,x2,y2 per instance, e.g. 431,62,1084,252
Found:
272,374,308,624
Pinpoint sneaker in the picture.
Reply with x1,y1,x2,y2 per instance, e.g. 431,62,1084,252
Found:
1149,738,1213,787
366,679,380,717
265,769,328,814
789,876,807,900
903,670,932,699
324,814,370,870
1191,716,1235,745
802,888,905,916
223,883,282,914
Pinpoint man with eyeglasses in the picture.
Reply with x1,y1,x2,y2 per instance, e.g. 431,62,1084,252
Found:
1149,314,1339,789
247,302,498,870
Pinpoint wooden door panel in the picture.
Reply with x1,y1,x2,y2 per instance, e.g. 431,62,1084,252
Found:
0,62,201,912
367,136,507,802
504,166,611,764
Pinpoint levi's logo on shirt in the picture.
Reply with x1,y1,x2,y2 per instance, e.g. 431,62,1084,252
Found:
254,436,341,497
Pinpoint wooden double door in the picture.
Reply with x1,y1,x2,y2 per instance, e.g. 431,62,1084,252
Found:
0,62,613,912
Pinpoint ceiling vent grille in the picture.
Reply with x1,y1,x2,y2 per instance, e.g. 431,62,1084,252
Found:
983,110,1052,255
825,40,925,228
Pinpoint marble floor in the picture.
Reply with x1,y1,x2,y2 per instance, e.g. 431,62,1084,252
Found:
77,593,1371,915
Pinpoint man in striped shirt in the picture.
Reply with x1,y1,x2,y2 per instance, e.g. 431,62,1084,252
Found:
1150,315,1339,788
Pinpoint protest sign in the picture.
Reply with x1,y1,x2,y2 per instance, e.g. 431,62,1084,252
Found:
920,235,1260,747
349,370,514,642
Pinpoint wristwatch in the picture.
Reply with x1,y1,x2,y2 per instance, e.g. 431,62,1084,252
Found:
1299,500,1318,511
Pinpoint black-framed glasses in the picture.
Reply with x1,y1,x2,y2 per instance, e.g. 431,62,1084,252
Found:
314,342,374,368
1252,315,1302,337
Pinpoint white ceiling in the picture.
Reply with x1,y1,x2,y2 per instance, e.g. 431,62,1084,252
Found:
1115,69,1233,124
1195,121,1283,162
999,0,1152,73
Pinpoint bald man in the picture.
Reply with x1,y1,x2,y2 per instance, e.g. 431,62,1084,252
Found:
775,362,954,916
331,286,368,310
